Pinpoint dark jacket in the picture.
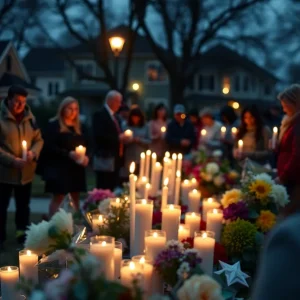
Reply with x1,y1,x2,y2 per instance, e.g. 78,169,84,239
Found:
165,119,196,155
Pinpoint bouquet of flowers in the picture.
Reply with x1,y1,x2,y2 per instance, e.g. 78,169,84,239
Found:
83,188,115,212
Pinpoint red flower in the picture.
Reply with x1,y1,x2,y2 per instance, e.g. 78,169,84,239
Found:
214,242,228,264
181,237,194,248
152,211,162,226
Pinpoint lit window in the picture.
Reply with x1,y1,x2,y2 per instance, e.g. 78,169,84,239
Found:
222,76,230,94
145,61,168,84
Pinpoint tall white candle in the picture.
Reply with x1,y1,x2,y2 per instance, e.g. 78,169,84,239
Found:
190,178,198,189
138,176,148,196
185,212,201,237
75,145,86,163
162,204,181,241
129,162,136,256
231,127,237,139
145,230,166,262
145,150,151,181
238,139,243,156
114,241,123,279
194,231,215,276
150,162,162,197
188,189,201,212
144,183,151,200
207,209,223,242
272,127,278,149
202,197,220,222
151,153,157,184
90,236,115,280
177,153,183,173
19,250,38,284
139,152,146,179
178,224,190,242
162,157,171,187
174,171,181,205
181,179,192,206
168,153,177,201
21,140,27,160
0,266,19,300
161,178,169,210
221,126,226,139
134,199,153,255
92,214,104,233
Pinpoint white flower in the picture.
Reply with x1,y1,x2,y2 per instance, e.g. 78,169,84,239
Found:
30,290,47,300
212,150,223,158
72,254,102,280
213,175,225,187
25,221,51,255
185,248,202,259
206,163,220,175
254,173,274,185
166,240,185,252
271,184,289,207
177,262,191,278
98,198,111,213
50,209,73,235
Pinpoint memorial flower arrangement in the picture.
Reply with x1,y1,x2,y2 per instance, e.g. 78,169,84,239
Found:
83,188,115,212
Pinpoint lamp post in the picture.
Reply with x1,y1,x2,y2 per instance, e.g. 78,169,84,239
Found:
109,36,125,90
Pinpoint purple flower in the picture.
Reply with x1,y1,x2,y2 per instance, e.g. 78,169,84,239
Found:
223,202,249,221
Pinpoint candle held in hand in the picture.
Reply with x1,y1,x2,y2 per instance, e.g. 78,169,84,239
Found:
75,145,86,163
21,140,27,160
271,127,278,149
124,129,133,138
238,139,243,156
161,126,166,133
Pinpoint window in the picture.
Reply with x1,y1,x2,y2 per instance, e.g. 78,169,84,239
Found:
145,61,168,84
48,82,52,96
222,76,230,94
6,55,12,72
264,84,271,95
55,82,60,94
235,76,240,92
243,76,249,92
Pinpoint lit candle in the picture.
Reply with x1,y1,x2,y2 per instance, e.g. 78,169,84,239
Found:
207,209,223,242
120,260,143,288
92,214,104,233
238,139,243,156
114,241,123,279
161,178,169,210
190,178,198,189
19,250,38,284
177,153,183,173
150,162,162,197
194,231,215,276
139,152,146,179
150,153,157,188
0,266,19,300
201,129,207,137
174,171,181,205
21,140,27,160
145,150,151,181
133,199,153,255
75,145,86,163
188,189,201,212
144,183,151,200
272,127,278,149
181,179,192,206
162,157,171,188
202,198,220,222
178,224,190,242
124,129,133,138
161,126,166,134
221,126,226,139
165,151,170,159
162,204,181,240
90,236,115,280
145,230,166,262
129,162,136,257
168,153,177,201
110,198,121,208
231,127,237,139
185,212,201,237
138,176,148,196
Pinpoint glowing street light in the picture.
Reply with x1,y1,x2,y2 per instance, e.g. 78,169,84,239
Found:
108,36,125,57
132,83,140,91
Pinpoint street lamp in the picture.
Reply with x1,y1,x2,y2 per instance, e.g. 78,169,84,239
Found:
109,36,125,90
132,83,140,91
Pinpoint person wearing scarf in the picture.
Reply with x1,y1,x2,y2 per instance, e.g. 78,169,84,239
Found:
277,84,300,216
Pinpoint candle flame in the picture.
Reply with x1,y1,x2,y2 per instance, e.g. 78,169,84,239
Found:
78,145,83,150
146,183,151,189
172,153,177,160
201,129,207,136
191,178,197,183
142,176,147,183
116,198,120,203
176,170,181,178
99,215,103,222
153,232,158,238
26,250,32,256
221,126,226,133
101,241,106,246
142,199,147,204
178,153,183,160
163,157,169,164
22,140,27,147
273,127,278,133
161,126,166,133
238,139,243,147
202,232,207,238
129,261,135,270
164,178,169,186
8,267,11,272
125,129,132,135
155,162,161,167
208,198,213,203
140,152,145,159
184,179,189,184
140,256,145,264
165,151,170,158
192,212,196,217
170,204,174,210
130,162,135,174
146,150,151,156
179,225,183,231
231,127,237,133
213,209,218,214
193,189,198,194
152,152,157,159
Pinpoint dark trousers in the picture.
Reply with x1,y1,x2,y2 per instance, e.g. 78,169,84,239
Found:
0,182,32,242
95,171,119,190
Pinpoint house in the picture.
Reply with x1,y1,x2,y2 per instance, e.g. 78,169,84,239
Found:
0,40,39,102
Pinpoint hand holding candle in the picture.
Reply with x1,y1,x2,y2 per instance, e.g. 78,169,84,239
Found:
238,139,243,157
221,126,226,139
231,127,237,139
271,127,278,149
75,145,86,164
21,140,27,160
124,129,133,139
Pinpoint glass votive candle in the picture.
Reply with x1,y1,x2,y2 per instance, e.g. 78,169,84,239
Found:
110,198,122,208
19,250,38,284
202,197,220,222
132,255,153,294
92,214,105,233
161,204,181,241
0,266,19,300
90,236,115,280
114,241,123,280
144,230,166,263
185,212,201,237
206,209,223,242
178,224,190,242
120,260,143,288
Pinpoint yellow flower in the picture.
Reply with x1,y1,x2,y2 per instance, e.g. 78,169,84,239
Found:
256,210,276,232
249,180,272,202
221,189,243,208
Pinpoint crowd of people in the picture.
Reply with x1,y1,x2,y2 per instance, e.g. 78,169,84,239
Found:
0,84,299,252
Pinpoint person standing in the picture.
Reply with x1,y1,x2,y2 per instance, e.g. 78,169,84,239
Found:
39,97,89,217
92,90,128,190
165,104,196,156
0,85,43,248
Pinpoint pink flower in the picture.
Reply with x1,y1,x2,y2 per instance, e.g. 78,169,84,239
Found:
87,189,115,203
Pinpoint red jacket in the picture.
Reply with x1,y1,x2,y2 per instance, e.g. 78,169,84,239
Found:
277,114,300,184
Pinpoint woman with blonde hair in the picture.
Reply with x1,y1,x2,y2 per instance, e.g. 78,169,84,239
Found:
39,97,89,216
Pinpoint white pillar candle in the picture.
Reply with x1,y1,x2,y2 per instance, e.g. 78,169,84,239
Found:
150,162,162,197
162,157,171,188
145,230,166,262
185,212,201,237
162,204,181,241
90,236,115,280
174,171,181,205
231,127,237,139
202,197,220,222
92,214,104,233
238,139,243,156
75,145,86,163
272,127,278,149
181,179,192,206
207,209,223,243
194,231,215,276
151,153,157,185
161,178,169,210
188,189,201,212
21,140,27,160
133,199,153,256
138,176,148,196
114,241,123,280
178,224,190,242
144,183,151,200
19,250,38,284
190,178,198,189
221,126,226,139
120,260,143,288
145,150,151,181
177,153,183,173
0,266,19,300
129,162,136,257
124,129,133,138
168,153,177,201
132,256,154,295
139,152,146,179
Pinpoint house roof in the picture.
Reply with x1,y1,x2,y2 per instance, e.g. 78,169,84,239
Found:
0,72,40,90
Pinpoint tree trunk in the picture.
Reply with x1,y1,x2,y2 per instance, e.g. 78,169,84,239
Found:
169,76,185,107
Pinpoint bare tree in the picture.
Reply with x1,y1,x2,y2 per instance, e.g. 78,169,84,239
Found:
133,0,268,106
0,0,17,34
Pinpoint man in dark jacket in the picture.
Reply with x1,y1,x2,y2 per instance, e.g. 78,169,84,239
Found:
165,104,196,155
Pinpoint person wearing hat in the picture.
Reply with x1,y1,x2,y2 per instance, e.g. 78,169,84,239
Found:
276,84,300,216
165,104,196,155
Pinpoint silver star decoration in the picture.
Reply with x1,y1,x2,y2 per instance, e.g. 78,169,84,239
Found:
215,261,250,287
